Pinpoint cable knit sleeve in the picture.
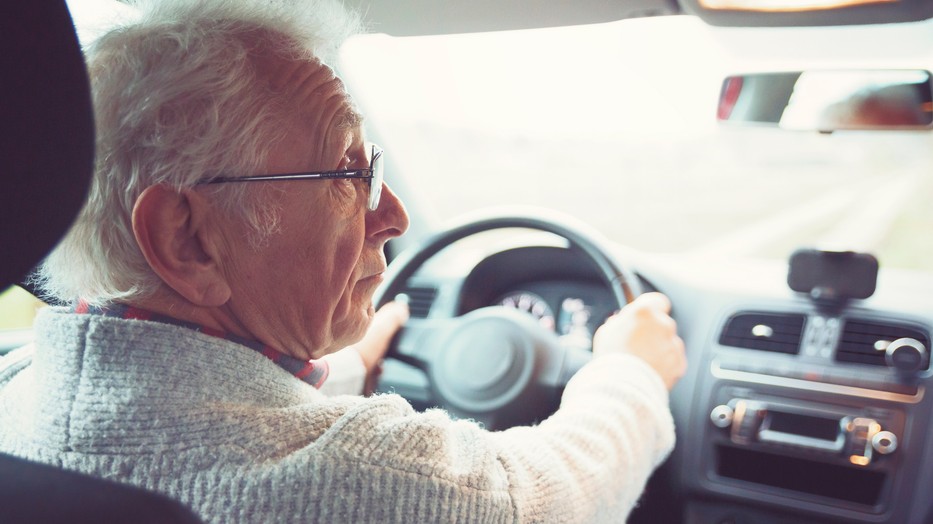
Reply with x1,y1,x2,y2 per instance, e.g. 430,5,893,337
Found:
490,353,674,522
306,353,674,523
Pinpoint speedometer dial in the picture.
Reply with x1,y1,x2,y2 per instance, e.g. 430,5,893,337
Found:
498,291,556,331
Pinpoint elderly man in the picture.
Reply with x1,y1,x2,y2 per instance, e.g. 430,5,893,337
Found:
0,0,686,522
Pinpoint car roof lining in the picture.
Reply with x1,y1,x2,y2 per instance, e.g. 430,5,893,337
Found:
343,0,933,36
343,0,682,36
680,0,933,27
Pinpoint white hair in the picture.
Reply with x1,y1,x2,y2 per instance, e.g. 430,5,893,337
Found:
34,0,361,305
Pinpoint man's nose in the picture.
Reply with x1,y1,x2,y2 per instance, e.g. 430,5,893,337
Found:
368,182,409,241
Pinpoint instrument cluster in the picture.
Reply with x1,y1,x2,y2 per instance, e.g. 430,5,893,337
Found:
495,282,614,350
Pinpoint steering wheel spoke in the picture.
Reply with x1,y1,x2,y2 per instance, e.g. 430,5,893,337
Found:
541,345,594,390
392,317,456,371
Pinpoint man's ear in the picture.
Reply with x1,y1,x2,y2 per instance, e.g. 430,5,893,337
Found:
132,185,231,307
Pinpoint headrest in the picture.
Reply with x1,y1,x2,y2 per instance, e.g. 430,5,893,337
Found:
0,1,94,289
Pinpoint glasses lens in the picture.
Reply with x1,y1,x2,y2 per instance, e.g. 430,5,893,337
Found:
368,144,384,211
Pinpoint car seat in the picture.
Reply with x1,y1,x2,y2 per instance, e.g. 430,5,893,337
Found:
0,2,202,522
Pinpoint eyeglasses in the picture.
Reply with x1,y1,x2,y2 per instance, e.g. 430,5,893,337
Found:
196,143,384,211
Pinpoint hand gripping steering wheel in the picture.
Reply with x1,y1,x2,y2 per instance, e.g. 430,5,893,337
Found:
374,209,641,430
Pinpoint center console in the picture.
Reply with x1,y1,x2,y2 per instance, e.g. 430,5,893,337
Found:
682,251,933,523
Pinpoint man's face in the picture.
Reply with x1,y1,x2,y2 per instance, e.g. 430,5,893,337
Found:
215,54,409,359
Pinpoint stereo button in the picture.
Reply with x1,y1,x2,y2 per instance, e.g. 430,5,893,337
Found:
872,431,898,455
846,417,880,466
710,405,734,429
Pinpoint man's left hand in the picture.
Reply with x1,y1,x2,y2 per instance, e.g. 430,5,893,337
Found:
352,300,409,395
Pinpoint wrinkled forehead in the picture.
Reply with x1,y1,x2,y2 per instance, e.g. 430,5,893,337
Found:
253,45,362,134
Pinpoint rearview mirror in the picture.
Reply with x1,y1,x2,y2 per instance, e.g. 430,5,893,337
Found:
717,70,933,132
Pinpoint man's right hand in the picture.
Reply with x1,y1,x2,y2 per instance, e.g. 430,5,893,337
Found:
591,292,687,390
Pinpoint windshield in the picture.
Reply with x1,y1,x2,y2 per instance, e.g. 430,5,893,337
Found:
2,12,932,332
338,15,933,272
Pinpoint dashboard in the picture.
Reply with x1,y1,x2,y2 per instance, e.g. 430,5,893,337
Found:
631,252,933,524
377,234,933,524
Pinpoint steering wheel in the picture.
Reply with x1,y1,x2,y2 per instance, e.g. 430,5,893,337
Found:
374,209,642,430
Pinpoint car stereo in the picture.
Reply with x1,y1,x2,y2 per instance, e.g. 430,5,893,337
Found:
709,397,900,467
700,384,907,513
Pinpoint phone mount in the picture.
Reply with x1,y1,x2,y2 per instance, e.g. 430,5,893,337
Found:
787,248,878,310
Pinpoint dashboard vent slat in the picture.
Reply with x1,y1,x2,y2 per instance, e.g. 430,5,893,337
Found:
837,319,929,368
402,286,438,318
719,312,806,354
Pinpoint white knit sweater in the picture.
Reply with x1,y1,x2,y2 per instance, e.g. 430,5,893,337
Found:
0,307,675,523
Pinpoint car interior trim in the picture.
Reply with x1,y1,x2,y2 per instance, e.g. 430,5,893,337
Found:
710,359,925,404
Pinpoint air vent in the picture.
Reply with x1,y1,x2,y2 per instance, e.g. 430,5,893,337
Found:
719,312,806,354
402,286,438,318
837,319,929,368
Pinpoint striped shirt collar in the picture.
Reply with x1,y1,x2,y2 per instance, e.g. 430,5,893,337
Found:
74,302,329,389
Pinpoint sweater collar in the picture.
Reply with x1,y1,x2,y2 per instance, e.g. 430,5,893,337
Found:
74,302,329,389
